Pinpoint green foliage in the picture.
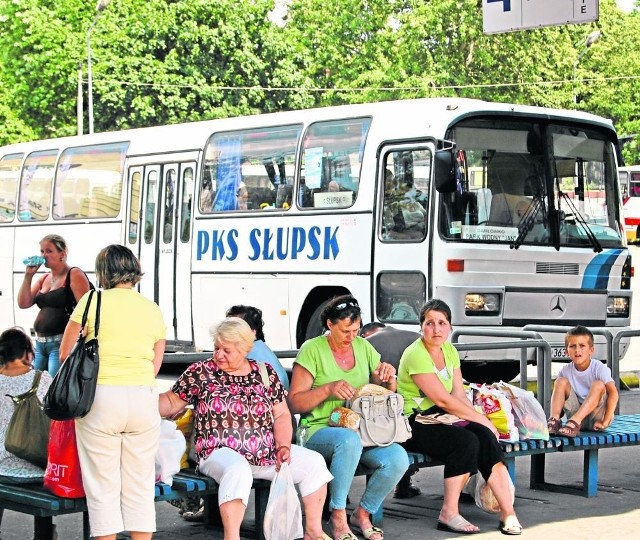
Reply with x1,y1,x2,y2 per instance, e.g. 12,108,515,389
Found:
0,0,639,166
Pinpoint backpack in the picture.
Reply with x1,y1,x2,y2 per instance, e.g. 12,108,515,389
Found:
64,267,95,317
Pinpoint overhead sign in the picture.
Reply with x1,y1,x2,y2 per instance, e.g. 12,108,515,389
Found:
483,0,599,34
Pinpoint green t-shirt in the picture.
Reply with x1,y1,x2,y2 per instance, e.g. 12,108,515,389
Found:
397,340,460,415
294,335,380,439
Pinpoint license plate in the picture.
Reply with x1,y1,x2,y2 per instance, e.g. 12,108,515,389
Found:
551,346,568,360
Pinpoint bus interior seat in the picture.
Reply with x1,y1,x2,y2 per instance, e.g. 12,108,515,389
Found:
276,184,293,208
489,193,531,226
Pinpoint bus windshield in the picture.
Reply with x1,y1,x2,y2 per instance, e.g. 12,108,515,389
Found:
440,118,624,250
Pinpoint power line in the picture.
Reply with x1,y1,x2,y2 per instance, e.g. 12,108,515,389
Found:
88,74,640,92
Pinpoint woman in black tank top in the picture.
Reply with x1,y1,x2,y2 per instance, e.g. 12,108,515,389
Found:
17,234,91,376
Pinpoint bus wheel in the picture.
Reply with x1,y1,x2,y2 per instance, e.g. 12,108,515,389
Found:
304,300,330,342
461,361,520,384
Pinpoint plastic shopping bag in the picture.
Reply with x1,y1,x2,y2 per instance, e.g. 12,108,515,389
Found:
171,408,194,469
263,463,303,540
470,384,519,443
473,473,515,514
43,419,85,498
493,381,549,441
155,419,186,486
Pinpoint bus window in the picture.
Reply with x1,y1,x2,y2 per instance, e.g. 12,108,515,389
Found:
376,272,425,323
0,153,23,222
202,124,301,213
163,168,175,243
381,149,429,241
144,170,158,244
53,142,128,219
17,149,57,222
128,171,141,243
180,167,194,242
299,117,371,209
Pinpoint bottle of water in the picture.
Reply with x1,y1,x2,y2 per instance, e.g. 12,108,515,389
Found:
23,255,45,266
296,418,309,447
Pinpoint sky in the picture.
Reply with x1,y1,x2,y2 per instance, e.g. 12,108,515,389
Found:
617,0,635,12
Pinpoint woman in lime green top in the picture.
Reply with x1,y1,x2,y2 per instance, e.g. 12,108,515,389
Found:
60,245,166,540
289,295,409,540
397,299,522,536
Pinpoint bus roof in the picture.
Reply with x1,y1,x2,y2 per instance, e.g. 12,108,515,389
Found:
0,97,617,158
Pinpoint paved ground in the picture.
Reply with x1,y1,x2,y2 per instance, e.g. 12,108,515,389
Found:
2,391,640,539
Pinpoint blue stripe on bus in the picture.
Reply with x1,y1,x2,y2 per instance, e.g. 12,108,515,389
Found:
582,249,623,289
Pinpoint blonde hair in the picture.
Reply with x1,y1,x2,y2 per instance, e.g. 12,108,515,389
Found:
40,234,67,254
209,318,254,357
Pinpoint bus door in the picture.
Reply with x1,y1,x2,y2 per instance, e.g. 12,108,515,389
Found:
134,162,196,348
372,144,433,325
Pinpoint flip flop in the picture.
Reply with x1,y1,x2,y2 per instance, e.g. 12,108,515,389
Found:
499,515,522,535
436,514,479,535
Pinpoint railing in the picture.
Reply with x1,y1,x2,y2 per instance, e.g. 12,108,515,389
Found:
451,329,552,414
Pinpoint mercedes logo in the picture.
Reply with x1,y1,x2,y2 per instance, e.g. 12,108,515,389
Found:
550,295,567,316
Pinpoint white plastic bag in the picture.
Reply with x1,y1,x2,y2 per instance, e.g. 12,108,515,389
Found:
471,473,515,514
263,463,303,540
493,381,549,441
469,384,519,443
155,419,186,486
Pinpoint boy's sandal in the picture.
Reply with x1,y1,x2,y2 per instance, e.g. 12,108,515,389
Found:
547,416,562,435
558,419,581,437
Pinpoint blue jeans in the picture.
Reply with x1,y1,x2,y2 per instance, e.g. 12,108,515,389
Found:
306,426,409,514
34,339,61,376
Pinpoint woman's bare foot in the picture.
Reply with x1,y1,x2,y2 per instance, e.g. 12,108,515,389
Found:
437,511,480,534
330,509,355,540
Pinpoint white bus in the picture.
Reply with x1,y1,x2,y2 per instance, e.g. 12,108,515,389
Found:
0,98,632,381
619,165,640,241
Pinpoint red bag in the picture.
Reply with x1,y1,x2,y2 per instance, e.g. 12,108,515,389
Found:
43,419,85,498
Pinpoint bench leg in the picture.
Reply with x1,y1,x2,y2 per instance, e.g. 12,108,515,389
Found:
504,456,516,484
204,495,222,527
33,516,55,540
583,449,599,497
83,510,91,540
254,486,269,540
529,454,546,490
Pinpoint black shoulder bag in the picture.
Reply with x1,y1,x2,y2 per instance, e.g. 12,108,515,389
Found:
44,290,101,420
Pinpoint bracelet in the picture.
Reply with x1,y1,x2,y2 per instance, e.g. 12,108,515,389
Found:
276,445,290,453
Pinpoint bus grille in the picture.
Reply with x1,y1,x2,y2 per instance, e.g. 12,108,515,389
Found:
536,262,579,275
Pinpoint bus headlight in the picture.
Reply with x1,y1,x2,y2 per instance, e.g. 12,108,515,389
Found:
607,296,629,317
465,293,501,315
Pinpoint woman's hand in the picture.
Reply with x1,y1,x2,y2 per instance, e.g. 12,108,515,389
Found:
329,379,356,400
275,445,291,471
373,362,396,384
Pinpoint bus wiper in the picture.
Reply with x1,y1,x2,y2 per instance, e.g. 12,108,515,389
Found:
557,190,602,252
511,194,545,249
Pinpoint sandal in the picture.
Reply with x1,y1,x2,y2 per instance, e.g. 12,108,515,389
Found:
558,419,581,438
499,515,522,535
547,416,561,435
350,523,383,540
436,514,479,534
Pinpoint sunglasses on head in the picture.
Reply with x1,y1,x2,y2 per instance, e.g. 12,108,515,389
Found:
333,300,359,312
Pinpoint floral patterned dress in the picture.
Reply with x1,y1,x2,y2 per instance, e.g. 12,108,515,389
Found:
171,359,285,466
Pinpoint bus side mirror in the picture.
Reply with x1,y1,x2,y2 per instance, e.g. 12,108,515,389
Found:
434,150,457,193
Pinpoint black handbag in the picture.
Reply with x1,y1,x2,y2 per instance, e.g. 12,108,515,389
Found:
43,290,101,421
5,371,51,468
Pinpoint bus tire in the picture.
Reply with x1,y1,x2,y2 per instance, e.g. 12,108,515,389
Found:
304,300,331,342
461,361,520,384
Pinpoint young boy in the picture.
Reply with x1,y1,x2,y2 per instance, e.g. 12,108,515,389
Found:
547,325,618,437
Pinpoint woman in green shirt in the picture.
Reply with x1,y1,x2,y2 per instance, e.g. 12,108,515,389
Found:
397,299,522,536
289,295,409,540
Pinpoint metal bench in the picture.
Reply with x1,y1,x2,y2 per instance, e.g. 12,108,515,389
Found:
0,470,270,540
